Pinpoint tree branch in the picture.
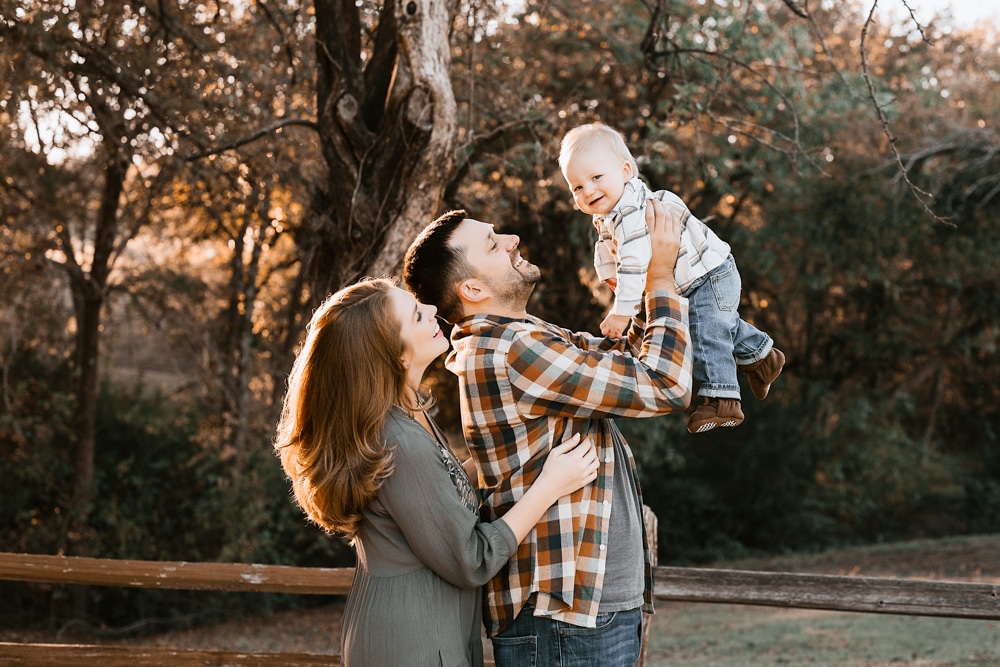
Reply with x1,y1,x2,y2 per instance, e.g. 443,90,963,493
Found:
444,118,539,203
781,0,809,20
859,1,951,225
182,118,320,161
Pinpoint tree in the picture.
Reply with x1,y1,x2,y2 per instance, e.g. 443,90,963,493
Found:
0,0,264,552
302,0,461,300
1,3,140,546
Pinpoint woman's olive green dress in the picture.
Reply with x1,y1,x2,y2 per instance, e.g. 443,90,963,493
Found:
340,407,517,667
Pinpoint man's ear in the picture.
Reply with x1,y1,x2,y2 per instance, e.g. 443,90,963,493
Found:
458,278,489,304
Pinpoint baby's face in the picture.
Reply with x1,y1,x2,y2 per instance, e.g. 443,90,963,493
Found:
563,145,633,217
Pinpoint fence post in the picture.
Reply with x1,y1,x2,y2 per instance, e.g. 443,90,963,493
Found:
639,505,657,667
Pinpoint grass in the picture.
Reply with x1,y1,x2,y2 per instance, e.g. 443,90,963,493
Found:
644,533,1000,666
646,604,1000,666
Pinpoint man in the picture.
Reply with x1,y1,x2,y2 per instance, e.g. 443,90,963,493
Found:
402,200,693,667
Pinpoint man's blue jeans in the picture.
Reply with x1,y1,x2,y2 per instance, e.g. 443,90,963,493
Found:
491,600,643,667
683,254,773,400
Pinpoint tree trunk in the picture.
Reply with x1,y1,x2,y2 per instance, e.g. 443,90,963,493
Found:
307,0,460,297
69,150,126,556
229,202,267,487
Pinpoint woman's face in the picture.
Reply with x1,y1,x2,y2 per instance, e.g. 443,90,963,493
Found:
389,287,449,375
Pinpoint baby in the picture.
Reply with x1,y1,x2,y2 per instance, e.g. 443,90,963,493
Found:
559,122,785,434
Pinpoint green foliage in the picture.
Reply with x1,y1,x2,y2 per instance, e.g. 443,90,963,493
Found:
0,366,352,631
633,382,979,565
959,419,1000,534
627,134,1000,564
0,347,76,556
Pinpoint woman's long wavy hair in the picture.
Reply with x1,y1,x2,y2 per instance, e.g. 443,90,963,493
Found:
274,277,411,540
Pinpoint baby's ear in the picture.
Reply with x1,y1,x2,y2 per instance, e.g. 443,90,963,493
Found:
623,161,634,179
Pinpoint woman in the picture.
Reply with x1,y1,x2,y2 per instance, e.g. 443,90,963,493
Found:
274,277,599,666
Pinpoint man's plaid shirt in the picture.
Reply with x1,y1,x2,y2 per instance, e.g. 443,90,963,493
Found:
445,290,692,636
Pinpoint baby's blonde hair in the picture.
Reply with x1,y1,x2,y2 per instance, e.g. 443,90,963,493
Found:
559,122,638,178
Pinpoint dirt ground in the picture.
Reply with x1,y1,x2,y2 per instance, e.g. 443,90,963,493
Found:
3,534,999,658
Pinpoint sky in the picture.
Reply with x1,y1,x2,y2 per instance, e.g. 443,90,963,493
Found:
891,0,1000,29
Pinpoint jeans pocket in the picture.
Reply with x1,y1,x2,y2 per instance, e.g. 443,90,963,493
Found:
557,609,642,667
558,610,619,636
491,634,537,667
709,263,741,312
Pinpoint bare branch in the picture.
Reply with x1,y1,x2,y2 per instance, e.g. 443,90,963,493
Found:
781,0,809,20
859,2,952,225
444,118,539,202
183,118,320,161
651,43,820,171
897,0,933,45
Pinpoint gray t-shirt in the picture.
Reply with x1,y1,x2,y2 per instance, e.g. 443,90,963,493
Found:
598,433,645,611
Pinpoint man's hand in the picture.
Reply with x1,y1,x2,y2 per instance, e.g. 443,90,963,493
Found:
644,198,685,294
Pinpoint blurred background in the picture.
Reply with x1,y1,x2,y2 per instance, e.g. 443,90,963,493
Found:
1,0,997,633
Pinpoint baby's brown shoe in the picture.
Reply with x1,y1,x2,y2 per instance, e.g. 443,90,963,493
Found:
687,397,745,434
739,348,785,400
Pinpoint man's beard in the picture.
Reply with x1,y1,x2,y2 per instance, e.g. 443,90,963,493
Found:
482,265,538,311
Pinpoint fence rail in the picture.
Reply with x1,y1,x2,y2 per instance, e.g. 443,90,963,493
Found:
0,643,337,667
1,548,998,666
654,565,1000,620
0,552,354,595
3,552,998,620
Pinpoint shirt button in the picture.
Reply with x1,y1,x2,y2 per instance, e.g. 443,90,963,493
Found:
605,456,613,463
600,544,606,550
604,500,610,506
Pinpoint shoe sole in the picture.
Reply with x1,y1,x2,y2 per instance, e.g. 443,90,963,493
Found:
690,418,742,434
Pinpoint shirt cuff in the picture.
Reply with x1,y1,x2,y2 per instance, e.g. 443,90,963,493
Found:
644,290,689,325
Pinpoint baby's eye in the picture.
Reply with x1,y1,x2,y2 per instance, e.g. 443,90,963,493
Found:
416,312,423,322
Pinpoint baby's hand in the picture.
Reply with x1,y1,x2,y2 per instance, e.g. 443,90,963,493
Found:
601,313,630,339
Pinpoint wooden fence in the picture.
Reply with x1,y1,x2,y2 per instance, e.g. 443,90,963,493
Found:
1,526,998,665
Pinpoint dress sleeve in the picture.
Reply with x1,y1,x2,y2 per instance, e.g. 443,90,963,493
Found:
378,421,520,589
